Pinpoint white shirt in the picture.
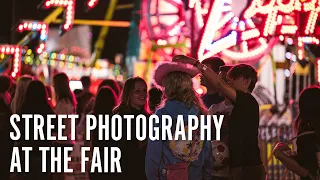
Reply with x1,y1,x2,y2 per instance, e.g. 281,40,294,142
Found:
55,99,75,141
208,100,233,177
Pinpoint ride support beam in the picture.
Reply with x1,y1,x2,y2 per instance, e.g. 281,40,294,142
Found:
52,19,130,27
90,0,118,69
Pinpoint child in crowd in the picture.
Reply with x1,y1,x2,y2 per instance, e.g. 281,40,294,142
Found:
209,65,233,179
200,57,225,108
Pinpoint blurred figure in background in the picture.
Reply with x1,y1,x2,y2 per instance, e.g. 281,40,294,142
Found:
273,86,320,180
16,80,55,180
98,79,121,97
113,77,151,180
77,79,120,137
208,65,233,180
89,87,119,180
76,76,93,116
9,81,16,99
11,75,33,114
201,57,225,108
0,74,13,180
148,87,162,113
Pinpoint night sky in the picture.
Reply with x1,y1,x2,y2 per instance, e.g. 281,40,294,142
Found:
0,0,133,61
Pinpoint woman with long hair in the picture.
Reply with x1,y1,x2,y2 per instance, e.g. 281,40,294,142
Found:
146,62,212,180
89,86,119,180
17,80,55,179
53,73,77,133
113,77,150,115
53,72,76,180
11,75,33,114
273,86,320,180
113,77,151,180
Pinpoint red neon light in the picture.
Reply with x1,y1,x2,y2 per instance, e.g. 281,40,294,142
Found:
87,0,99,9
42,0,75,31
317,59,320,83
0,45,21,78
17,21,48,54
244,0,320,36
196,0,277,61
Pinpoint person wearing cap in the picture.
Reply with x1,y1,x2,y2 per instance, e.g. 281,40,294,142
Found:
173,55,266,180
145,61,212,180
209,65,233,180
200,57,225,108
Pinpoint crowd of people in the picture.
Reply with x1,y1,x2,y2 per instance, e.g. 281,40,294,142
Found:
0,54,319,180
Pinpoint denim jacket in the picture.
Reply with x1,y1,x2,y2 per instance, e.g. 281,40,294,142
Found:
145,100,212,180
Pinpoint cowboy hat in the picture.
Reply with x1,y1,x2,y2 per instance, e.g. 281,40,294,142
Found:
152,61,199,88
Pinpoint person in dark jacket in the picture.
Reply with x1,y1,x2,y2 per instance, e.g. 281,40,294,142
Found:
0,74,13,180
113,77,151,180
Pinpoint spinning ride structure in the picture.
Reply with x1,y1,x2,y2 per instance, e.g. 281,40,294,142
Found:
140,0,320,63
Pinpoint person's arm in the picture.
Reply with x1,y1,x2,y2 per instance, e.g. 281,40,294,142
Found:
173,55,237,101
273,144,310,178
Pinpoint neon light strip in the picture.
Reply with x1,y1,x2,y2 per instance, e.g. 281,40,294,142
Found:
198,0,227,61
241,28,260,41
43,0,75,31
318,59,320,83
280,25,298,34
222,38,269,60
201,31,237,60
17,21,48,54
277,0,295,13
298,36,320,44
216,12,234,30
0,45,21,78
87,0,99,9
195,2,204,28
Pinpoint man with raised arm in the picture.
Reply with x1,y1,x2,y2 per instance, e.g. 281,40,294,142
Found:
173,55,266,180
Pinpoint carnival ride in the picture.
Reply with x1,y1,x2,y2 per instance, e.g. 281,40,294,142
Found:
0,0,132,80
0,0,319,179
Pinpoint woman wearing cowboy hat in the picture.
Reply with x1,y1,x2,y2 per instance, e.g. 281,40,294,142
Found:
145,61,212,180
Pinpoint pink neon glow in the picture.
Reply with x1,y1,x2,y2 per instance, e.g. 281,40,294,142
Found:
197,0,277,62
0,45,21,77
87,0,98,8
17,21,48,54
43,0,75,31
317,59,320,83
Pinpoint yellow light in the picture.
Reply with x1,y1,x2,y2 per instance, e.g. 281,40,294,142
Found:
60,54,65,60
0,54,4,59
60,62,65,68
27,49,32,55
51,53,57,59
43,52,48,58
69,55,75,61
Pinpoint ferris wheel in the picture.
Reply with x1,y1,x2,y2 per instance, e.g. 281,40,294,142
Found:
141,0,279,62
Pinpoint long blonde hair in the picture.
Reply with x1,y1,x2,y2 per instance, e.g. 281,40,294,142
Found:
11,75,33,113
160,71,207,114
